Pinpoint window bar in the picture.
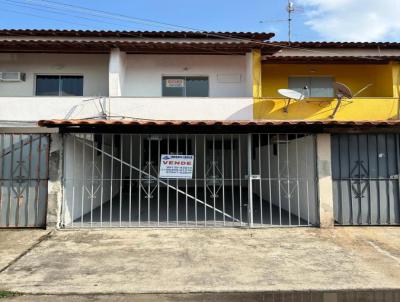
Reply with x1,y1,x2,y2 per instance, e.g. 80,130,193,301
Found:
16,135,23,226
306,135,310,225
26,135,33,227
119,135,123,227
295,134,301,226
277,135,282,226
194,135,197,226
268,134,272,226
71,135,76,227
129,135,133,227
337,135,343,225
36,136,42,228
157,137,160,227
347,135,353,225
222,134,225,226
6,135,13,226
212,135,216,226
0,135,3,226
247,134,253,228
91,134,95,227
203,135,207,227
166,135,169,225
138,135,142,226
384,134,390,224
148,136,151,226
185,135,188,227
100,134,104,227
375,134,381,224
110,134,114,227
356,134,362,224
176,135,179,226
366,134,371,225
80,134,85,227
258,134,263,225
238,135,242,225
231,135,235,225
286,133,291,226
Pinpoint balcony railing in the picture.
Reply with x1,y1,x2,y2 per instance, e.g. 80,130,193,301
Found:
0,97,254,123
254,97,400,120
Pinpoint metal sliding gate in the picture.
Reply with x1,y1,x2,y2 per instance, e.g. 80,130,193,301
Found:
0,134,49,228
62,133,318,228
332,134,400,225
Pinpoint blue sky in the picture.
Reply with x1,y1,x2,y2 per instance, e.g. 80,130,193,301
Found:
1,0,400,42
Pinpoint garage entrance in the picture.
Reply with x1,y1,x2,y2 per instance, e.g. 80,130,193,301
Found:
61,133,318,228
332,134,400,225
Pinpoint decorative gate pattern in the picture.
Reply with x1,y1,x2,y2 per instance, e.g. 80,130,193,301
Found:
0,134,49,227
332,134,400,225
62,133,318,228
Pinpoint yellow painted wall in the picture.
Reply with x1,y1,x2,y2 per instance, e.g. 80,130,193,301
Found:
254,63,399,120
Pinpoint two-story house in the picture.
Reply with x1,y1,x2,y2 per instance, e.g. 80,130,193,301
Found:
0,29,399,229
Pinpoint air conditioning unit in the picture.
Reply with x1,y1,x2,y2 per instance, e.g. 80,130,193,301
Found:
0,72,26,82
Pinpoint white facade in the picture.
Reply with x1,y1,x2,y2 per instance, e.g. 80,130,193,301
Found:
0,50,255,123
0,53,109,97
122,54,251,97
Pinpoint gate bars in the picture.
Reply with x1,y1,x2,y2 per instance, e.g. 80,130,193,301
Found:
62,133,318,228
0,134,49,227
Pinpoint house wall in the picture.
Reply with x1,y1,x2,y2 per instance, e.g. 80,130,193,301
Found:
254,63,399,120
0,53,109,97
122,54,250,97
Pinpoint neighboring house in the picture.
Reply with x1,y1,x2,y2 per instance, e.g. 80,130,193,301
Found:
0,29,399,229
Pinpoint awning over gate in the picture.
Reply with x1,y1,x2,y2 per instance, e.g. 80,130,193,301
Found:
38,119,400,133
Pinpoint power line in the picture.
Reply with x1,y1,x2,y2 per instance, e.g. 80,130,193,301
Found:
0,0,389,61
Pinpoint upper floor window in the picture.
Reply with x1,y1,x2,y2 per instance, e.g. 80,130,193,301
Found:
162,76,209,97
289,76,334,98
35,75,83,96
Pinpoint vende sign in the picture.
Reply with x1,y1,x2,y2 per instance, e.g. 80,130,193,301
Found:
165,79,185,88
159,154,194,179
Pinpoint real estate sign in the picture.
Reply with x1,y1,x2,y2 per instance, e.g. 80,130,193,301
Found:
159,154,194,179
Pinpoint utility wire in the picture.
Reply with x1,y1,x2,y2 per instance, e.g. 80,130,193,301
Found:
25,0,386,61
0,0,390,61
0,0,142,30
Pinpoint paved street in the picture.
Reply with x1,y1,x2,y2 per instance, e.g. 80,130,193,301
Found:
0,227,400,297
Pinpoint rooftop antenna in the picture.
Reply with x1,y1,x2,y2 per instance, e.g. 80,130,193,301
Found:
287,1,294,44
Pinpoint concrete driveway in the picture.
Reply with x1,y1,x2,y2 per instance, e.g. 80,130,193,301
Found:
0,227,400,295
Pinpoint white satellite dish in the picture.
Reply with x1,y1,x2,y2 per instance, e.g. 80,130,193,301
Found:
278,88,305,112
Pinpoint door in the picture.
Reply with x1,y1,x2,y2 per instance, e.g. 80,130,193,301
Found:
332,134,400,225
0,134,49,227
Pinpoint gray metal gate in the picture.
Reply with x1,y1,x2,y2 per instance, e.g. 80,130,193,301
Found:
0,134,49,228
62,133,318,228
332,134,400,225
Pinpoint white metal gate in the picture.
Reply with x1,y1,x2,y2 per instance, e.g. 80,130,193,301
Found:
62,133,318,228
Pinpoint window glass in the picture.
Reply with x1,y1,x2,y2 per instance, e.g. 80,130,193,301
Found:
35,75,59,96
35,75,83,96
162,76,209,97
186,77,209,97
162,76,185,96
61,76,83,96
310,77,334,97
288,76,333,98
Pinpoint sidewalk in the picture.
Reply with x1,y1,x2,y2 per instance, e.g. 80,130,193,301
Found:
0,227,400,295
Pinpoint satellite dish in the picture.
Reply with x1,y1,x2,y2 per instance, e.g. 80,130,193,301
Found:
278,89,305,113
330,82,353,118
333,82,353,99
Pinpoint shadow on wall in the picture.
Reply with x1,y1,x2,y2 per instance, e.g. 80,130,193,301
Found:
253,98,399,120
227,103,254,120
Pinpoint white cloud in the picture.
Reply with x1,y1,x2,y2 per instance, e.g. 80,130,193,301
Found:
297,0,400,41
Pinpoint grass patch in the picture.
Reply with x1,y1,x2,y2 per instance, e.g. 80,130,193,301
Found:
0,291,19,299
